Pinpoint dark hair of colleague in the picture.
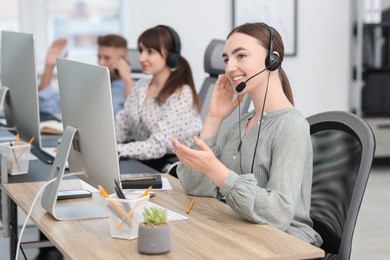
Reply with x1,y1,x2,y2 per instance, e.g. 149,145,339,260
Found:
137,26,200,109
115,25,202,172
97,34,127,49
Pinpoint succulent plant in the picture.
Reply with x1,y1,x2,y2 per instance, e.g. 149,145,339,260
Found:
143,207,168,226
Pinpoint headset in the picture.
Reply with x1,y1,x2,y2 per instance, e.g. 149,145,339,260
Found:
263,23,281,71
237,22,281,174
235,23,281,93
156,25,182,68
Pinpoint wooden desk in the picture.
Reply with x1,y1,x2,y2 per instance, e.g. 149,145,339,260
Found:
2,175,324,260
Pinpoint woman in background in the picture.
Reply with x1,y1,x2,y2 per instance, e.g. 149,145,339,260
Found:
115,25,202,172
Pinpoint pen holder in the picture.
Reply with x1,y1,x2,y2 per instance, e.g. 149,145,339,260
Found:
106,194,149,240
0,141,31,175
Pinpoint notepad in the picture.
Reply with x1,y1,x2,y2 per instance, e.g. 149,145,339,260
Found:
146,202,189,223
39,120,63,135
121,174,163,189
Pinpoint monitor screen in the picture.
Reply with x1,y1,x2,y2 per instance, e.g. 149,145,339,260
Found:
57,58,120,194
41,58,121,220
0,31,41,148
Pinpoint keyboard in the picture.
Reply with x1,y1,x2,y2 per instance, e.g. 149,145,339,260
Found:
147,202,189,223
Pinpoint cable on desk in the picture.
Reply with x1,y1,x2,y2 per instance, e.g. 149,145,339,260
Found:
15,172,84,260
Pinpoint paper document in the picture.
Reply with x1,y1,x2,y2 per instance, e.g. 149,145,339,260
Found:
39,120,63,135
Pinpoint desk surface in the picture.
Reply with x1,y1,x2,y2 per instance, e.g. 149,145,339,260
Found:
3,175,324,260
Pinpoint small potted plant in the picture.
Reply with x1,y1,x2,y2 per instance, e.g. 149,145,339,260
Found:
137,207,171,255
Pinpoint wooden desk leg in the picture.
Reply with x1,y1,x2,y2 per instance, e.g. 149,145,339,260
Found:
9,199,17,260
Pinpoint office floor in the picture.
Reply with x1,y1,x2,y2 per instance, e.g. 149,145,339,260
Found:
1,163,390,260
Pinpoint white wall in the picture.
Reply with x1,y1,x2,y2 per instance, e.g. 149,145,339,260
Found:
128,0,351,117
284,0,352,117
128,0,231,90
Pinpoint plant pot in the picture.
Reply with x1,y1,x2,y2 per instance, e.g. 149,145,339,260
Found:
137,223,171,255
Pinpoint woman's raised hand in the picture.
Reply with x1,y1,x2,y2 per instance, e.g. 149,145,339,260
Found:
207,74,241,121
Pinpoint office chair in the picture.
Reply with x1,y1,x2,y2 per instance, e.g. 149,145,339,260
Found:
127,48,144,79
307,111,375,260
200,39,251,144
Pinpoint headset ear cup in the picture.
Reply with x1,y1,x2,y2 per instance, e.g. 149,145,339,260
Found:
266,53,281,71
166,52,181,68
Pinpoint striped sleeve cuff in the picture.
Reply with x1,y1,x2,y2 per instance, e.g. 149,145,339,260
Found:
219,170,239,196
191,136,217,150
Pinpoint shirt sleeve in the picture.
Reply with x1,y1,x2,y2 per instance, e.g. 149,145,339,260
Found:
219,117,311,230
117,86,202,160
177,137,221,197
38,85,61,114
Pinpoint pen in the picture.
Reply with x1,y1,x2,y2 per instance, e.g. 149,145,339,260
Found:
117,186,152,230
114,178,126,199
187,199,195,214
106,204,133,229
114,180,131,212
116,200,143,231
121,176,156,182
98,185,135,225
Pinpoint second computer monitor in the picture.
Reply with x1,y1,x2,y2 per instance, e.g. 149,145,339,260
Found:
1,30,41,147
56,58,120,194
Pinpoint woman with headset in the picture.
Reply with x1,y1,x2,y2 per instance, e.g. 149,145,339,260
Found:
172,22,322,246
115,25,202,172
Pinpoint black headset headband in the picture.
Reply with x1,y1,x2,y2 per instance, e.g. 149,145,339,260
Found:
261,23,280,71
156,25,181,68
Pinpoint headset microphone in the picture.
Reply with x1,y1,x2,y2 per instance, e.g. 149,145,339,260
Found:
235,64,272,93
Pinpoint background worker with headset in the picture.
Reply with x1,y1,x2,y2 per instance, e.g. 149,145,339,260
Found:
38,34,132,117
115,25,202,172
172,22,323,247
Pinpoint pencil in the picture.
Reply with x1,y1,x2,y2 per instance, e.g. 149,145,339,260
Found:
9,142,20,171
98,185,136,225
27,136,35,144
116,200,143,231
187,199,195,214
141,185,153,197
15,136,36,161
15,134,19,146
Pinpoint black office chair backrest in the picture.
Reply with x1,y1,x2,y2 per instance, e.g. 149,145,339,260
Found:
201,39,251,144
127,48,143,76
307,111,375,260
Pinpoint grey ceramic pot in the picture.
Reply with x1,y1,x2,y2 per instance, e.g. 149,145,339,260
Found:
137,223,171,255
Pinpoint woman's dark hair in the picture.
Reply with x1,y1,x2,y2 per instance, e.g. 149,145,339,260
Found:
138,26,200,111
227,22,294,105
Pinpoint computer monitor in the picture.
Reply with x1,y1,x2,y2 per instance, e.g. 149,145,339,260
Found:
0,31,41,148
41,58,121,220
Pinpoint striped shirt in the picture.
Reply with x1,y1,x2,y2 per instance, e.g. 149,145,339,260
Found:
177,107,323,246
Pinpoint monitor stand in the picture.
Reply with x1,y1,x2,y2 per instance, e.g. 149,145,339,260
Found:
41,125,107,221
0,86,9,111
0,86,13,128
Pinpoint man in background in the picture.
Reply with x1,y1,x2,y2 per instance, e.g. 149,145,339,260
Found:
38,34,132,117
